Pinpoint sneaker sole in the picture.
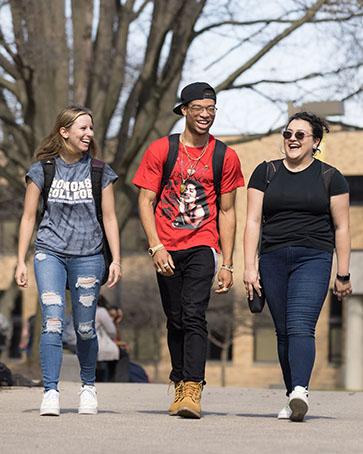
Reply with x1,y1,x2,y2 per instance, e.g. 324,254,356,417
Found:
277,412,291,420
78,408,98,415
40,408,60,416
176,406,201,419
289,398,308,422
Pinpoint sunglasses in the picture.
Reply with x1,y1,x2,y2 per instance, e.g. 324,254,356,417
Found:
282,130,313,140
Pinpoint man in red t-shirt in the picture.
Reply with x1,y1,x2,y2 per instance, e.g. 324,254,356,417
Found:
133,82,244,418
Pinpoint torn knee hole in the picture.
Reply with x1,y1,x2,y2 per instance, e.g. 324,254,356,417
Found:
75,276,99,289
79,294,95,307
44,318,62,334
41,292,62,306
77,321,94,340
35,252,47,261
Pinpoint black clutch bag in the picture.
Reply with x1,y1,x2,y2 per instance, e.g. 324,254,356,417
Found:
248,287,265,313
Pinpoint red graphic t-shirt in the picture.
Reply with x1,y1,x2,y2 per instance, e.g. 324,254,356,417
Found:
132,135,244,252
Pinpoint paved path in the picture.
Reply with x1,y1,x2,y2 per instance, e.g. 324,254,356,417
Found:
1,383,362,454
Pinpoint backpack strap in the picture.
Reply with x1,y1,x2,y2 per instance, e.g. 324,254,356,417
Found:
258,159,282,257
265,159,282,187
212,139,227,213
320,161,335,195
212,139,228,198
155,134,180,209
91,159,104,223
41,158,56,217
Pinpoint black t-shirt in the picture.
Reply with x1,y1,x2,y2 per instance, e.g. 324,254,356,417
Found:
248,159,349,253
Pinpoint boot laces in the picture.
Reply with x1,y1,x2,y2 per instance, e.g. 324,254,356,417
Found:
184,382,203,401
168,381,184,401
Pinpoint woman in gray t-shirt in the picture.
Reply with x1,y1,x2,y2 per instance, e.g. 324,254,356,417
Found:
15,105,121,416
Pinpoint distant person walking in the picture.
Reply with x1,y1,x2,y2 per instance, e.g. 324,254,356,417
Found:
244,111,352,421
15,105,121,416
133,82,244,418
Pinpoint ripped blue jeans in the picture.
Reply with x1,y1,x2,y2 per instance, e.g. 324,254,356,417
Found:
34,249,104,392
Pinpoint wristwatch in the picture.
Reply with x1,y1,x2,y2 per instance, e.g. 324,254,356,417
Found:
336,273,350,282
148,243,164,257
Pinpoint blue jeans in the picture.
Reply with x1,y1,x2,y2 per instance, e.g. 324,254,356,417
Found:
259,246,332,394
34,249,104,392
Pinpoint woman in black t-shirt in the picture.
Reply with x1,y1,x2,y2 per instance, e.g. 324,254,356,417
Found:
243,111,352,422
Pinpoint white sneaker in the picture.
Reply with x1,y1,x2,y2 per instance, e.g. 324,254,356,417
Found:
289,386,309,422
277,403,292,419
40,389,60,416
78,385,98,415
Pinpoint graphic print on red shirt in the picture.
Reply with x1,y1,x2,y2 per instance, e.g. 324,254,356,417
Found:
133,135,244,252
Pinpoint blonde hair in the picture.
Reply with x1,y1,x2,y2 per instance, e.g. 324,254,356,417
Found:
34,105,99,161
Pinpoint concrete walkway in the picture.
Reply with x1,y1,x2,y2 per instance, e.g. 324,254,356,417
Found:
1,382,362,454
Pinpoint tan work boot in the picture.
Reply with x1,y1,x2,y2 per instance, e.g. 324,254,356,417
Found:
168,381,184,416
176,381,203,419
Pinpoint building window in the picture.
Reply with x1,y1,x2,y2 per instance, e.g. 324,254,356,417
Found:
329,290,343,364
345,176,363,206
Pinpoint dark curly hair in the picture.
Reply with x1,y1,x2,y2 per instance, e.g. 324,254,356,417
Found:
286,111,329,151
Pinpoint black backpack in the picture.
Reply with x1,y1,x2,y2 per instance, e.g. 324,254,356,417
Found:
41,158,112,285
155,134,227,212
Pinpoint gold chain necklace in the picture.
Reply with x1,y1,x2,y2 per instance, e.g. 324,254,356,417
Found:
179,136,209,194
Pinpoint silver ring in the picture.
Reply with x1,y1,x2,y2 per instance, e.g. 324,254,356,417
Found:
163,263,169,268
218,281,223,286
157,269,162,273
223,287,228,292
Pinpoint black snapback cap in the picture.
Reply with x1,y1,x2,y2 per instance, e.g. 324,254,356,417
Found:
173,82,216,115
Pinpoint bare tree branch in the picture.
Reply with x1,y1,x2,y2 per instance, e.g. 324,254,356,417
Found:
215,0,329,92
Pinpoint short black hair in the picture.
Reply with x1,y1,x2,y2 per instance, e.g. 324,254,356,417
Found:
286,111,329,144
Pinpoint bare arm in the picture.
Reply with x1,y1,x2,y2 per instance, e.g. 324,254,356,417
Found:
138,188,174,275
215,189,236,294
243,188,264,300
330,193,352,301
15,181,40,288
101,183,121,288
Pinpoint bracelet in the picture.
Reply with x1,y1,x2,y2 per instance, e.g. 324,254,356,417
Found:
221,264,234,273
112,261,121,267
336,273,350,282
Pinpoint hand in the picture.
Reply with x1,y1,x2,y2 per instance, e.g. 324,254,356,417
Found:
15,263,28,288
107,262,122,288
215,268,233,294
153,249,175,276
115,340,129,352
243,267,261,301
333,278,352,301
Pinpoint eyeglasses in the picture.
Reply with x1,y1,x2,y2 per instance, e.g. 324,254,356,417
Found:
282,130,313,140
188,105,217,114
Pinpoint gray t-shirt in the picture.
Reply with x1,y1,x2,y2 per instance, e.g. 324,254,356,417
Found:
26,153,118,257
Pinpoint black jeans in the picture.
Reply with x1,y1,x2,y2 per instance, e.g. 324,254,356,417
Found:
157,246,216,383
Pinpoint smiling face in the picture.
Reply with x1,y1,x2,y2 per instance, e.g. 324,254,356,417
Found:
181,98,216,136
60,114,94,154
283,119,320,163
